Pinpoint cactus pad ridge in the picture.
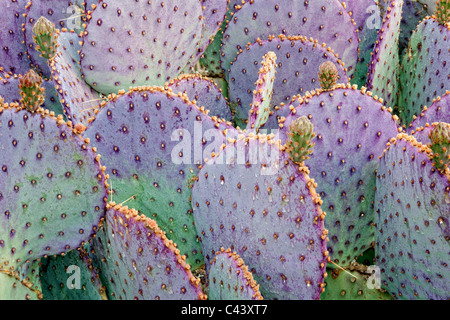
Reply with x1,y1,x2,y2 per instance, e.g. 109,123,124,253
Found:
229,34,349,127
246,51,277,131
409,91,450,133
375,133,450,299
165,73,233,121
80,0,204,94
91,202,206,300
0,268,43,300
192,134,329,299
278,83,400,266
208,247,263,300
0,104,108,270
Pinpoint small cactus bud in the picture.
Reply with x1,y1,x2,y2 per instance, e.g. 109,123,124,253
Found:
435,0,450,26
32,16,59,60
285,116,316,165
318,61,339,90
18,69,45,112
429,122,450,173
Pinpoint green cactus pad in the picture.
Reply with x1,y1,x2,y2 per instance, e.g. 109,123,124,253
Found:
39,248,106,300
0,104,108,270
321,268,394,300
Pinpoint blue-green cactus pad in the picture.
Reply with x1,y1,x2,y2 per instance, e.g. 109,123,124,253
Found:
0,106,108,270
398,17,450,126
208,247,263,300
39,248,106,300
366,0,403,109
84,87,238,270
279,85,400,265
375,134,450,299
192,137,328,299
321,268,394,300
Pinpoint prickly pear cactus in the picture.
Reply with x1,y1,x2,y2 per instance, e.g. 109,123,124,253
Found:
165,74,232,122
192,135,329,300
90,203,206,300
398,15,450,125
84,86,238,270
408,91,450,131
207,247,263,300
38,247,106,300
375,133,450,299
0,0,30,75
367,0,403,109
0,104,108,271
228,35,349,127
221,0,359,79
278,84,400,266
80,0,204,94
2,0,450,302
